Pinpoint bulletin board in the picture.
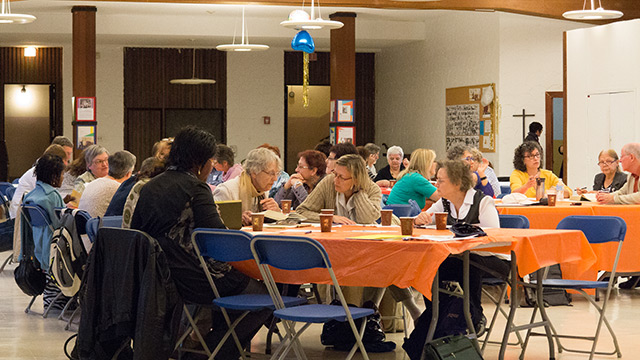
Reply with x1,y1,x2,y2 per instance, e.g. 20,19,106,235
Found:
445,83,496,153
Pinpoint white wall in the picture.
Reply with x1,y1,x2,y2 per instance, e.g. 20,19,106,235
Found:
498,13,587,177
95,45,125,153
226,48,285,162
375,11,499,166
566,19,640,188
375,11,588,176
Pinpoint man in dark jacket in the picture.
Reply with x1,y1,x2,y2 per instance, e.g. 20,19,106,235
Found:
524,122,543,143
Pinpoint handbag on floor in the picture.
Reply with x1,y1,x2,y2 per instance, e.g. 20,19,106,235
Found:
421,334,483,360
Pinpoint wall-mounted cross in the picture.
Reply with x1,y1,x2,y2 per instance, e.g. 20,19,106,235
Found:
513,109,535,141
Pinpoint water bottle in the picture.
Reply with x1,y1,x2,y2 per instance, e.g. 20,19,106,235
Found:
535,178,546,201
556,184,564,201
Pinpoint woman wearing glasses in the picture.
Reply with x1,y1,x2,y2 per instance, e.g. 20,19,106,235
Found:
296,154,381,224
273,150,326,210
213,147,281,225
447,145,496,197
510,141,572,198
577,149,627,195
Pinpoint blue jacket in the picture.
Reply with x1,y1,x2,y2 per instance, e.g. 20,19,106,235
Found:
21,181,63,270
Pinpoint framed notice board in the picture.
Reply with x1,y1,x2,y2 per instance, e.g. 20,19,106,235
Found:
445,83,496,153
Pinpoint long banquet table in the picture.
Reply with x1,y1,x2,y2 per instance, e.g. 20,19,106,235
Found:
497,201,640,280
233,224,596,300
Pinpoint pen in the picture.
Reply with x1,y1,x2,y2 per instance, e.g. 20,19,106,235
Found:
304,230,312,234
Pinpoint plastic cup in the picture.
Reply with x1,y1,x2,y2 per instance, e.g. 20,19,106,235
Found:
380,209,393,226
320,214,333,232
400,217,414,236
321,209,334,215
251,213,264,231
547,193,557,207
281,200,292,214
435,212,448,230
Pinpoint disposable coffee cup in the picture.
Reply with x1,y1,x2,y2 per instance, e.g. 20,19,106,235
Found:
380,209,393,226
251,213,264,231
435,212,448,230
321,209,334,215
389,180,397,188
281,200,292,214
547,193,557,207
400,217,414,236
320,214,333,232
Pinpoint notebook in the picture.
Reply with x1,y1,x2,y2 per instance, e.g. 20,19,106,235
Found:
215,200,243,230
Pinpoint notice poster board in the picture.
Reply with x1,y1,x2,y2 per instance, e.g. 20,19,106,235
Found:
445,84,496,153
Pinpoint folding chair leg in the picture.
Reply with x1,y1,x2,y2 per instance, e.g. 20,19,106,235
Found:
24,295,38,314
176,305,211,357
0,254,11,273
207,310,250,360
58,297,76,321
346,318,370,360
65,307,81,331
43,292,64,318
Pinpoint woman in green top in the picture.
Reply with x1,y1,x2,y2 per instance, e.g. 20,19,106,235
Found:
386,148,440,208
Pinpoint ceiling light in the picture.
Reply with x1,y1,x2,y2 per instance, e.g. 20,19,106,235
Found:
170,48,216,85
24,46,36,57
281,0,343,31
0,0,36,24
217,7,269,52
563,0,623,20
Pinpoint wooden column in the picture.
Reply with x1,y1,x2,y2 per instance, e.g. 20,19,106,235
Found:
329,12,356,100
72,6,96,153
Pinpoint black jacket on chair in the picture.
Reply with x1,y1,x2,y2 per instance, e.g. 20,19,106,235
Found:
78,227,181,360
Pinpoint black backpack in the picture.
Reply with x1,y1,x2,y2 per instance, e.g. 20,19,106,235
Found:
49,209,91,297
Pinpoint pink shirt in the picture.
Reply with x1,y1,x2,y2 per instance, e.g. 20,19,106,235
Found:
223,163,243,182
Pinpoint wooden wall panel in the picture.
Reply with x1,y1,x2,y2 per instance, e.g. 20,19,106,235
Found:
124,109,163,165
284,51,331,86
124,48,165,109
0,47,63,181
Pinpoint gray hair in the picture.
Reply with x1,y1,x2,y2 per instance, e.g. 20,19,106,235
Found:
52,136,73,148
622,143,640,159
108,151,136,179
469,148,484,162
83,145,109,170
364,143,380,154
386,145,404,159
446,145,469,161
243,148,281,175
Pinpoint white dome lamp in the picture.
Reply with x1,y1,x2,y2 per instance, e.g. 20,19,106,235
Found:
0,0,36,24
563,0,623,20
170,47,216,85
217,7,269,52
281,0,343,31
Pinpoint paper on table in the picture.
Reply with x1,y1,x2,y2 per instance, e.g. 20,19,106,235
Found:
408,234,478,242
346,234,405,241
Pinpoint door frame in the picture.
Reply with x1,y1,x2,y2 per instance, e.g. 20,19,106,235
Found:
545,91,563,174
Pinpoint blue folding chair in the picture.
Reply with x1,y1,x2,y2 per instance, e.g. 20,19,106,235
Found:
21,203,60,317
0,182,13,198
251,235,374,360
382,204,413,217
186,228,307,360
4,185,16,202
101,215,123,228
522,215,626,359
479,215,531,351
85,217,100,243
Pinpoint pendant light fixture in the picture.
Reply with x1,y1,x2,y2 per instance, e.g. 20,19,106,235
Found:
0,0,36,24
217,7,269,52
170,47,216,85
563,0,623,20
281,0,343,31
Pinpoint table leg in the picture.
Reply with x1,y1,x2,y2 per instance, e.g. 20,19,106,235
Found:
426,271,439,342
462,251,480,352
499,250,518,360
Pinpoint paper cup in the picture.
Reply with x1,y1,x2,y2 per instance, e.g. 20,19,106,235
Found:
321,209,334,215
380,209,393,226
400,217,414,236
251,213,264,231
547,193,557,207
435,212,448,230
389,180,397,188
281,200,292,214
320,214,333,232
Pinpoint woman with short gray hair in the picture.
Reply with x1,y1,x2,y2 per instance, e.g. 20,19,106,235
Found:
73,144,109,196
214,147,282,225
374,145,405,186
363,143,381,179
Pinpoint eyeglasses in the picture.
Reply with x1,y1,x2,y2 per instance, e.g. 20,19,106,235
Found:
462,156,476,162
327,157,337,162
598,160,618,166
334,173,352,181
296,164,310,170
525,153,541,159
92,159,108,166
261,170,278,178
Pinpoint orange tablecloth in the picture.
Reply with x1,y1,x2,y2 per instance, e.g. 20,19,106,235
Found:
233,225,595,299
498,202,640,279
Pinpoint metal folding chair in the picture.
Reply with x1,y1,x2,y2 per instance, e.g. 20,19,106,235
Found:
185,228,306,360
522,215,626,360
251,234,374,360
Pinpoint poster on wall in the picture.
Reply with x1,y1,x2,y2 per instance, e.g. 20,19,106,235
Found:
445,104,480,149
77,125,96,150
337,126,355,145
446,83,496,153
334,100,354,122
329,127,337,145
76,97,96,122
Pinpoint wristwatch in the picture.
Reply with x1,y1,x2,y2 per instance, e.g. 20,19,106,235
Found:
480,176,487,181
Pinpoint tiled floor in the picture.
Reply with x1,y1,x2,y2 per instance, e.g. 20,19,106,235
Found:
1,256,639,359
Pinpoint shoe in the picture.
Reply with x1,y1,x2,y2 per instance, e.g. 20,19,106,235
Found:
474,315,487,337
618,276,640,289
